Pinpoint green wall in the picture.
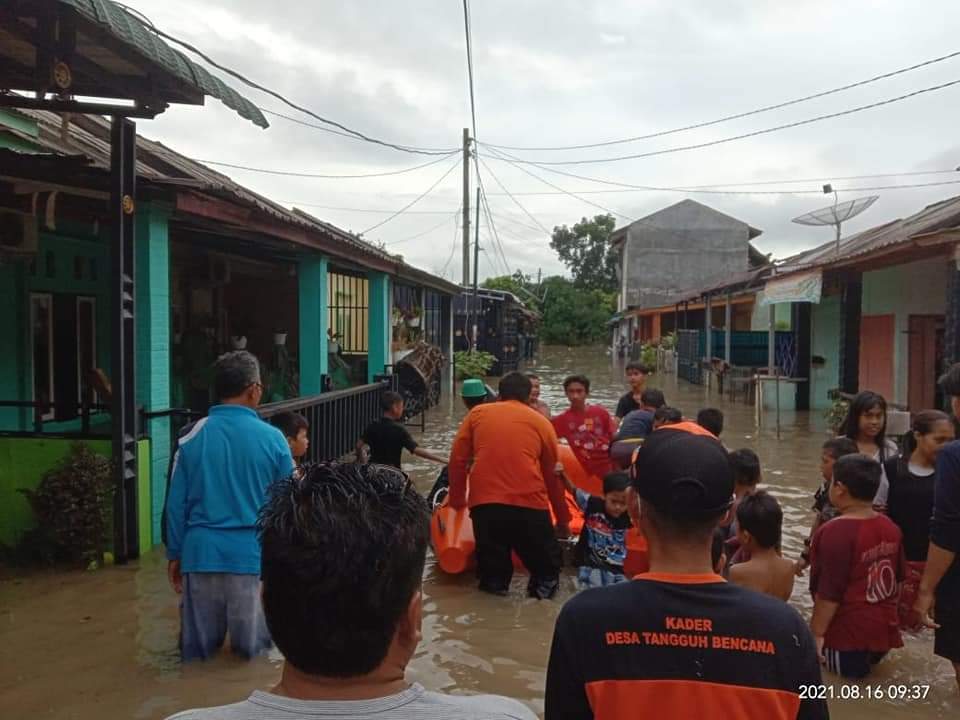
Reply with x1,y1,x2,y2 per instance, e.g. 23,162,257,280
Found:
0,437,111,547
810,295,841,411
367,272,391,383
861,257,947,405
299,256,329,393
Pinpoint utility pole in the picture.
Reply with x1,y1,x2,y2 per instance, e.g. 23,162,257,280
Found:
471,186,481,350
461,127,471,286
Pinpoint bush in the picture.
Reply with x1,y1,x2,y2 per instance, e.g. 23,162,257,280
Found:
454,350,497,380
639,344,658,370
19,443,114,568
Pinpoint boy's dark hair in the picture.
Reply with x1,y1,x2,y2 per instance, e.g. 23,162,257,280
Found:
602,471,631,494
258,462,429,677
696,408,724,437
380,391,404,412
653,406,682,424
939,362,960,397
499,372,532,402
711,527,726,570
833,454,881,501
463,394,487,409
272,412,308,439
214,350,260,400
525,372,540,381
625,362,649,375
563,374,591,393
641,389,666,409
822,437,859,461
729,448,761,486
735,490,782,549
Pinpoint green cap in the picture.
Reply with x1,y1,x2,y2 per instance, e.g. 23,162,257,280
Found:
461,378,488,398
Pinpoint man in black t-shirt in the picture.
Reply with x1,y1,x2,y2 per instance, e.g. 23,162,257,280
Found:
357,391,448,471
545,426,828,719
614,362,650,420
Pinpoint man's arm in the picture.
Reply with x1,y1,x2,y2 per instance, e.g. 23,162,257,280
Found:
164,449,188,594
793,619,830,720
545,606,593,720
447,417,473,509
540,422,570,529
917,443,960,625
809,597,839,661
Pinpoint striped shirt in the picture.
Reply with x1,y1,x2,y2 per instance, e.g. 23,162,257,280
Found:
166,684,536,720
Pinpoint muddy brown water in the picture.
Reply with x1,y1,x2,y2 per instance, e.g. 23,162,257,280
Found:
2,346,958,718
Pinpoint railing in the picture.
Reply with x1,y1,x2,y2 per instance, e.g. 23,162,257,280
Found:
0,400,112,437
259,377,397,463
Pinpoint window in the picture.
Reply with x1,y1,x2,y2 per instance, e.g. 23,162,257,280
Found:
30,293,98,422
328,272,369,354
30,293,54,420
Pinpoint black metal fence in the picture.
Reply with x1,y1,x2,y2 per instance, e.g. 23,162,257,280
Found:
0,400,111,437
259,377,397,463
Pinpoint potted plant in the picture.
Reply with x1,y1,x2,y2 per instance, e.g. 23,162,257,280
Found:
406,306,422,328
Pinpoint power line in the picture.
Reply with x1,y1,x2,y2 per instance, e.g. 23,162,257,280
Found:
439,223,461,278
198,152,458,179
261,108,459,153
477,178,513,276
145,24,457,156
484,49,960,151
279,203,456,215
462,0,479,141
476,157,553,235
485,147,960,196
383,210,462,246
479,78,960,166
360,159,462,235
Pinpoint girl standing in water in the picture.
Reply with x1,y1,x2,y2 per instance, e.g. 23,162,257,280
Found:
839,391,899,510
885,410,955,628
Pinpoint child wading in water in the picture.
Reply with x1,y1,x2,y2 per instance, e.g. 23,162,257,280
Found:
558,468,632,588
729,490,795,601
797,437,859,575
809,454,904,679
839,391,898,510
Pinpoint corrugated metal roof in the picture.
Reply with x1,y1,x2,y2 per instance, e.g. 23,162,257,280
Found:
775,195,960,277
0,108,459,294
59,0,268,127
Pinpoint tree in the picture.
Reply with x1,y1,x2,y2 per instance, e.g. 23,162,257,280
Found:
550,214,618,293
539,276,615,346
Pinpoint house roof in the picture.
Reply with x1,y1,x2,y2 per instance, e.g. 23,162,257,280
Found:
774,194,960,277
611,198,763,245
0,108,459,294
0,0,266,127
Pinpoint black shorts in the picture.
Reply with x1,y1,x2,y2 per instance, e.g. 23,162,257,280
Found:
934,597,960,663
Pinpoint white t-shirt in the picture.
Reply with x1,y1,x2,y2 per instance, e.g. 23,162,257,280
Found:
166,684,536,720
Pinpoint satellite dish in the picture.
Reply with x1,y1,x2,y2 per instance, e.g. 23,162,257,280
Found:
792,194,878,256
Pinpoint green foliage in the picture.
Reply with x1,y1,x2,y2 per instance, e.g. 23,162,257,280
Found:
540,276,616,346
660,332,677,351
18,443,114,568
825,397,850,435
454,350,497,380
639,344,658,369
550,214,618,293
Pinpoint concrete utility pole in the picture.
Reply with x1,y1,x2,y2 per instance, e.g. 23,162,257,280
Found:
462,128,471,286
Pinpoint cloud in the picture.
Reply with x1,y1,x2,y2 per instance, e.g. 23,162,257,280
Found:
127,0,960,281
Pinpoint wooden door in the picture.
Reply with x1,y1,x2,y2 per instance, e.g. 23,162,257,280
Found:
908,315,944,411
859,314,895,400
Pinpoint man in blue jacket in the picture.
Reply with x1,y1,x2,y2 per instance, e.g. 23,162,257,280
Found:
165,351,294,661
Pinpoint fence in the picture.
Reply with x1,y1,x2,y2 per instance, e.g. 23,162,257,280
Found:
0,400,112,437
676,330,799,387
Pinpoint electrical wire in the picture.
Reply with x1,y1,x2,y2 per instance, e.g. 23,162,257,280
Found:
484,49,960,151
484,147,960,196
476,157,553,235
480,78,960,166
477,179,513,275
462,0,479,141
198,152,458,179
383,209,462,246
279,203,456,215
144,25,458,156
439,223,461,278
359,158,462,235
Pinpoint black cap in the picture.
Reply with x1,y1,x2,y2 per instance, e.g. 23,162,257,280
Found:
632,427,734,517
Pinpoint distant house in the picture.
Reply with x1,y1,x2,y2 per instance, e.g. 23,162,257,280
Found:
611,199,765,344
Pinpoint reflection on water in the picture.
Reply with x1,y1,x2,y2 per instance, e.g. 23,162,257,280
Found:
1,346,957,718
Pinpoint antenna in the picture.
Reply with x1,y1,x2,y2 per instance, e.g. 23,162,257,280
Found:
792,184,878,257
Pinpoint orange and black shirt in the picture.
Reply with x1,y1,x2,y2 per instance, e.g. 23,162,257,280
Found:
546,574,829,720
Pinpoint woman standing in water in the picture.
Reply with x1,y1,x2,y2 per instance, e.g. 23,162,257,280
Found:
839,391,899,510
885,410,955,628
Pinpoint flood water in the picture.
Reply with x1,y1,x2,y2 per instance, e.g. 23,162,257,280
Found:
2,345,958,719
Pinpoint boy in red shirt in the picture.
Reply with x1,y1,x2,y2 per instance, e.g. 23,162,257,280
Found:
552,374,616,480
810,454,905,679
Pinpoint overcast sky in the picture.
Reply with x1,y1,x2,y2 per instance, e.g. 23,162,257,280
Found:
129,0,960,282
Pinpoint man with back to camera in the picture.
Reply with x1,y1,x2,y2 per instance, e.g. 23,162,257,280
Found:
448,371,571,599
545,425,828,720
166,462,536,720
165,351,294,661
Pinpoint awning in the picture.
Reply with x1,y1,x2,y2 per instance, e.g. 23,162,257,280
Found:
760,270,822,305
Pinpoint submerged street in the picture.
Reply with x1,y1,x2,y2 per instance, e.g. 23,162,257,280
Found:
2,346,958,719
